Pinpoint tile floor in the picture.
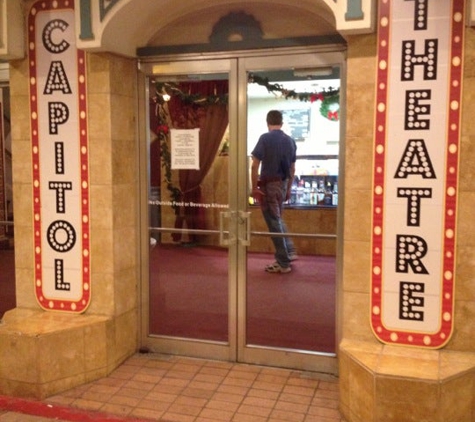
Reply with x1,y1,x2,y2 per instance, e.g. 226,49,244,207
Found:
45,353,346,422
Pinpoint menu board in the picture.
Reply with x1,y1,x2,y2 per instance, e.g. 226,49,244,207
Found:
280,109,310,142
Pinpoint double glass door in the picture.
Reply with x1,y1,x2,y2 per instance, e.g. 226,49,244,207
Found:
140,50,343,373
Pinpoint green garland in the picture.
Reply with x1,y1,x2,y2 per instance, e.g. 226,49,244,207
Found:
156,82,228,105
248,73,340,121
153,100,182,210
155,77,340,120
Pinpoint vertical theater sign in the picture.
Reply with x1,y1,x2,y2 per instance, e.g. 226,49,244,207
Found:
371,0,464,348
28,0,91,312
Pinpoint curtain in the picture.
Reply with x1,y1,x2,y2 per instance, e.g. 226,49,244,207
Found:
167,81,229,242
149,97,161,188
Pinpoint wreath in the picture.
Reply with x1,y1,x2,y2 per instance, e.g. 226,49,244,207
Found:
319,94,340,121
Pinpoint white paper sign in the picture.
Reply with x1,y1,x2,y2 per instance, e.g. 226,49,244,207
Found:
171,129,200,170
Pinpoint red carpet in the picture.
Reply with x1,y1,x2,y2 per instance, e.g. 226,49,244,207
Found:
1,244,336,353
149,244,336,353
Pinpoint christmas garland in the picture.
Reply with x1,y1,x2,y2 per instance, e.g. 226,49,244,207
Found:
155,77,340,120
156,82,228,105
248,73,340,121
152,97,181,209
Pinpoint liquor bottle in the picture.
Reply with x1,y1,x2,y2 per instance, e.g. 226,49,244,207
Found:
332,182,338,206
324,182,333,205
304,182,311,204
297,180,304,204
310,181,318,205
317,180,325,204
290,180,297,204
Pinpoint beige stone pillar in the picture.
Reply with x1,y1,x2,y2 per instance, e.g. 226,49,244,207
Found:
0,52,139,399
340,32,475,422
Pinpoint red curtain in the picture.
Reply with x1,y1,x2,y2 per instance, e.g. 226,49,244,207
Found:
167,81,229,242
148,97,162,188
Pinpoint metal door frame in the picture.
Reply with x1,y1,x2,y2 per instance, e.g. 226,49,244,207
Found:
138,46,346,374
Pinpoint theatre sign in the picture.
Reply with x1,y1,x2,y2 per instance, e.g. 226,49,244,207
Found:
28,0,91,313
371,0,464,348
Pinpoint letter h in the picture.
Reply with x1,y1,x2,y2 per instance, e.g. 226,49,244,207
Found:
401,39,438,81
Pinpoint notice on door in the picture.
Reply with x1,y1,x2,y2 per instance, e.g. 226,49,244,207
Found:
171,129,200,170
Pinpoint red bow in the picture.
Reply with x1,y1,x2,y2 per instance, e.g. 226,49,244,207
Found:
310,93,325,103
156,124,169,134
327,111,339,121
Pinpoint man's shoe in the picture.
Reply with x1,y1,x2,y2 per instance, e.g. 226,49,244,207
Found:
265,262,291,273
289,253,298,261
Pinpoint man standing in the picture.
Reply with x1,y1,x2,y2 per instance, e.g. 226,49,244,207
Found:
251,110,297,273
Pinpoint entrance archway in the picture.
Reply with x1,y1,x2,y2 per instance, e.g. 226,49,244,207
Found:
134,0,347,374
79,0,344,57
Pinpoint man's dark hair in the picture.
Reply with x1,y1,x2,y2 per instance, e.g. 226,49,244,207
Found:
266,110,283,126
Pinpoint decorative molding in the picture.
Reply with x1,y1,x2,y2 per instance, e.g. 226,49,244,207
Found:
209,12,263,44
99,0,121,21
345,0,364,20
76,0,375,57
0,0,25,60
327,0,376,34
78,0,94,40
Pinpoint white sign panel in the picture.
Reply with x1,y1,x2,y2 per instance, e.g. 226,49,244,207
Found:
371,0,464,348
29,0,91,313
171,128,200,170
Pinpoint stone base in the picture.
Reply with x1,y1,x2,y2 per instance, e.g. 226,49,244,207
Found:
0,308,137,399
339,339,475,422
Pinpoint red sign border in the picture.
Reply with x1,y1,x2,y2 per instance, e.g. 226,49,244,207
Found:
28,0,91,313
370,0,464,348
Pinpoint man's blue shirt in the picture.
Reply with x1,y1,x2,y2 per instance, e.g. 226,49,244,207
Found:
251,129,297,180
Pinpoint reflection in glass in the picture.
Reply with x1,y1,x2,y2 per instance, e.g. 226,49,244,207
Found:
246,71,338,354
147,78,230,342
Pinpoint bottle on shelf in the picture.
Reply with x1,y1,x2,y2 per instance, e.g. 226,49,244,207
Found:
304,182,311,204
310,181,318,205
332,182,338,206
290,180,297,204
317,180,325,204
296,179,304,204
324,182,333,205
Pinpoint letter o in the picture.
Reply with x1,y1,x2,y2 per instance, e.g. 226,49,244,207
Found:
47,220,76,252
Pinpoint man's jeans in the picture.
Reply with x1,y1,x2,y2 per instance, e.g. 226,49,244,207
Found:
260,180,295,268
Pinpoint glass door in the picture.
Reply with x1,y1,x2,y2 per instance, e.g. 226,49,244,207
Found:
237,53,343,373
140,49,343,373
141,58,239,361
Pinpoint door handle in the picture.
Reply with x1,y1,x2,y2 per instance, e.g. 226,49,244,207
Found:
239,211,251,246
219,211,235,246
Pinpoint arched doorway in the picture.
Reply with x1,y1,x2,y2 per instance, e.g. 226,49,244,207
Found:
135,2,346,373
